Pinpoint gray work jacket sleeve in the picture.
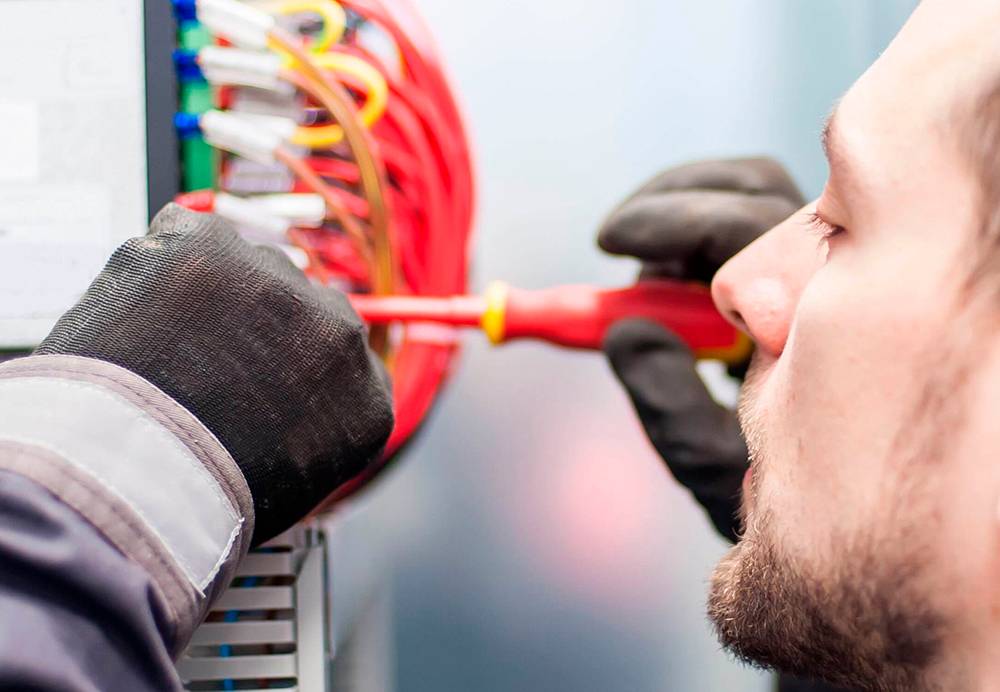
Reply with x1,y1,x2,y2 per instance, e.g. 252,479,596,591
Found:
0,469,181,691
0,355,256,691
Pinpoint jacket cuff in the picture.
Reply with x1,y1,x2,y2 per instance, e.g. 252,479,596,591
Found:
0,354,254,654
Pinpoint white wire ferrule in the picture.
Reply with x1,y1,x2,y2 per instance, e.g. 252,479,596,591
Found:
214,193,291,240
200,109,291,164
197,0,276,50
231,112,300,139
248,193,326,228
198,46,289,93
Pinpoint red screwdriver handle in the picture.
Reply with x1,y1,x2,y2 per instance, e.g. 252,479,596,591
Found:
497,280,751,363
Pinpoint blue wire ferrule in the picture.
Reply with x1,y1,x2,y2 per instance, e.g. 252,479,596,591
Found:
173,49,205,83
171,0,198,22
174,112,203,141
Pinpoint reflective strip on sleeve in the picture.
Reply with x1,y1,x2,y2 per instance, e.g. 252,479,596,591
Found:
0,376,241,593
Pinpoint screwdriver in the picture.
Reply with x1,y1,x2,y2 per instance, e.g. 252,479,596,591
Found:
349,279,751,365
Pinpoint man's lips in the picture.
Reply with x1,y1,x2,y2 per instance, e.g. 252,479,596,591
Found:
742,466,753,497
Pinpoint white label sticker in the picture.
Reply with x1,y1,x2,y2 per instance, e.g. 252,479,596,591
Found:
0,102,40,183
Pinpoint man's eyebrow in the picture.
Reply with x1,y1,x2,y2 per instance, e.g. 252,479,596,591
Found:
820,107,859,194
821,109,840,170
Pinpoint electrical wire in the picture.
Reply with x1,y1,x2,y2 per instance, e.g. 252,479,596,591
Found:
273,0,346,53
183,0,475,474
269,27,396,297
286,52,388,147
275,146,373,266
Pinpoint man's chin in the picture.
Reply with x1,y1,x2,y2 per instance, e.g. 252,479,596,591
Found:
706,529,778,668
707,514,945,692
707,530,840,683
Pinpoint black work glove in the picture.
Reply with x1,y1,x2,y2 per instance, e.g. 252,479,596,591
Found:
599,158,804,542
36,204,393,544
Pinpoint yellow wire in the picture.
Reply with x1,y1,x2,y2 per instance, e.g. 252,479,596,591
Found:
284,53,389,148
272,0,346,53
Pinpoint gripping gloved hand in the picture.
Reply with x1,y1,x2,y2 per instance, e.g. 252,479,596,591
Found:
599,158,804,541
36,204,393,544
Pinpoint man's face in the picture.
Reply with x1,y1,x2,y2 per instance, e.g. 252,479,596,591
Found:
707,1,1000,688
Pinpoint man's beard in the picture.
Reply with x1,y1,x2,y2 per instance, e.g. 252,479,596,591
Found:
705,353,967,691
708,509,943,691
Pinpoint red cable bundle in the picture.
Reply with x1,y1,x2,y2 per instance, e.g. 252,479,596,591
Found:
178,0,475,492
325,0,476,491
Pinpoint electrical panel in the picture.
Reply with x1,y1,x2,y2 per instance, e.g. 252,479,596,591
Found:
0,1,177,349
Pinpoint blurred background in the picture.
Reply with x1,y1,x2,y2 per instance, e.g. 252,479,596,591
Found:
325,2,920,691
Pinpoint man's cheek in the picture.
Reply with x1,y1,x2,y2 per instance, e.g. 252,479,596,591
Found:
762,278,888,522
741,349,821,545
778,266,938,517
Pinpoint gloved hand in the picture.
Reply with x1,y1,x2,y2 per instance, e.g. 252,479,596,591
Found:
599,158,804,541
35,204,393,544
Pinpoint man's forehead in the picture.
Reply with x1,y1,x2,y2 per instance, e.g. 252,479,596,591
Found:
859,0,1000,111
828,1,1000,194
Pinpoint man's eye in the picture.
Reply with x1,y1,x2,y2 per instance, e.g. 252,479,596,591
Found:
806,211,845,241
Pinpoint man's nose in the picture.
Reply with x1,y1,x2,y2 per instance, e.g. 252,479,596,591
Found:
711,207,826,358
